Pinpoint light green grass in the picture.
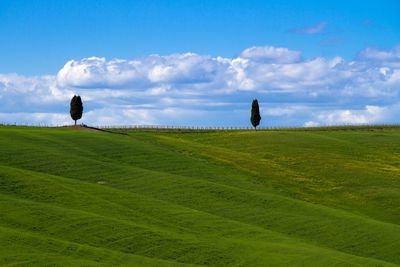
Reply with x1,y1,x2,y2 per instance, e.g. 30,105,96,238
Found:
0,125,399,266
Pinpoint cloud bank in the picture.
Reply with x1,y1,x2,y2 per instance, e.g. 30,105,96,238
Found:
1,45,400,127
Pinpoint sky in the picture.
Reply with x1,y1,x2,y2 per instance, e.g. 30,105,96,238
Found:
0,0,399,127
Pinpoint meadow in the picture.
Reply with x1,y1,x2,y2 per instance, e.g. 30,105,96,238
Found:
0,125,399,266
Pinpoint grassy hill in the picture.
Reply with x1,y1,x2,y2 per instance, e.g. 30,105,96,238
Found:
0,125,399,266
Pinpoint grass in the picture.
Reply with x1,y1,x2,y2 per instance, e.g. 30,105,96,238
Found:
0,125,399,266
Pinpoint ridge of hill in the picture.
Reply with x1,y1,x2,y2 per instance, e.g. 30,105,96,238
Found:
0,126,399,266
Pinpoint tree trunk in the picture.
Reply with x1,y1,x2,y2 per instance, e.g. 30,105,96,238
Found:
74,120,77,126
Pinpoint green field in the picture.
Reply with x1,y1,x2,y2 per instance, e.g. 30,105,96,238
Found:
0,125,399,266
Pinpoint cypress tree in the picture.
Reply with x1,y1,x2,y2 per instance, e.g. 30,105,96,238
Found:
250,99,261,130
70,95,83,126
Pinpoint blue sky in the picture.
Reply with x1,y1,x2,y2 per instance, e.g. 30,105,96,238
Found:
0,0,399,127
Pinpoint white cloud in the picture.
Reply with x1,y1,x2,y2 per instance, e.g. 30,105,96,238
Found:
1,45,400,127
240,46,301,63
290,21,327,34
358,46,400,62
314,105,386,125
0,112,70,126
0,73,72,112
57,53,225,89
147,53,219,84
57,57,148,88
84,107,155,126
304,121,320,127
263,106,310,117
54,45,400,98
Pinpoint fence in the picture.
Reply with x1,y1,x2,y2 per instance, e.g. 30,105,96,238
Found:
98,125,256,130
1,122,399,131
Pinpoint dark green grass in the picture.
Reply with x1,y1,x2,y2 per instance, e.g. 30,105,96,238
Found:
0,126,399,266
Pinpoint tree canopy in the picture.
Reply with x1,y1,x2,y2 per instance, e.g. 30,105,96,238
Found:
250,99,261,129
70,95,83,125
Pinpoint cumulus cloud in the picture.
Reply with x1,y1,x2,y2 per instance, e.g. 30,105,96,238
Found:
303,104,400,127
316,105,384,125
147,53,220,84
1,44,400,127
57,57,148,88
0,73,72,112
358,46,400,62
57,53,225,89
